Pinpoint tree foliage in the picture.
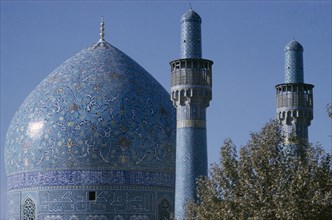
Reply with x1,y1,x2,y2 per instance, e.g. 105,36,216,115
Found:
187,121,332,220
327,103,332,119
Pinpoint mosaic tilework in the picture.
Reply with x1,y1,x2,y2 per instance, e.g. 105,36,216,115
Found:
177,104,206,121
5,40,176,175
8,191,20,220
7,189,174,220
7,170,175,190
174,128,207,219
5,39,176,219
180,9,202,59
284,40,304,83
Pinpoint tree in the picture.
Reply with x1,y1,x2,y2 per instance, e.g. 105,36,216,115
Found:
327,103,332,119
187,121,332,220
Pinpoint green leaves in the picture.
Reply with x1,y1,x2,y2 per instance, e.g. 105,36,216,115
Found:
188,121,332,220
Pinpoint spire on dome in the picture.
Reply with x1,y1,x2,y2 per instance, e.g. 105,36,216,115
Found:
99,16,105,42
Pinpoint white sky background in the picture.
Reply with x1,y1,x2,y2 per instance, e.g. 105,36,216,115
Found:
1,1,331,218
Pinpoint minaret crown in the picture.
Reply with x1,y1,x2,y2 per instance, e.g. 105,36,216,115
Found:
284,39,304,83
181,9,202,23
284,39,303,52
180,9,202,59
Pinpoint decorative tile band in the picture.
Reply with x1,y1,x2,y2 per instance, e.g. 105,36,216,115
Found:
7,170,175,190
8,189,174,218
176,119,206,128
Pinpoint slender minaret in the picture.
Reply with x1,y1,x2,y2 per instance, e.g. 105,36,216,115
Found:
276,40,314,147
170,9,213,219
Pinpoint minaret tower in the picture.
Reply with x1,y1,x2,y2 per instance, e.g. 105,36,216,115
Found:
276,40,314,147
170,9,213,219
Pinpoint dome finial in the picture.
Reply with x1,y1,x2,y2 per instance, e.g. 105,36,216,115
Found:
189,2,192,10
99,16,105,42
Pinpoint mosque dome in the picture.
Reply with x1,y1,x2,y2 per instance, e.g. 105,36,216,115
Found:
5,31,176,218
5,39,176,176
284,40,303,51
181,9,201,23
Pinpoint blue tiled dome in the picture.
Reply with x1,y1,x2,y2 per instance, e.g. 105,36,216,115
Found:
181,9,201,23
5,40,176,176
284,40,303,51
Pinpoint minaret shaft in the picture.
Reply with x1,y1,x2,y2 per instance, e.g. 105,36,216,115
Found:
171,9,213,219
285,50,303,83
171,59,212,219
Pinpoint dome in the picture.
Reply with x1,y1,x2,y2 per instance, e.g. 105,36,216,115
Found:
181,9,201,23
284,40,303,51
5,40,176,176
5,38,176,219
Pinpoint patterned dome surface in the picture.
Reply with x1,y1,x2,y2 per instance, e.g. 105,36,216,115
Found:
5,40,176,176
181,9,201,23
284,40,303,51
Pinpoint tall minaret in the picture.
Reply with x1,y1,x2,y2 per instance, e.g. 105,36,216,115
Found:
276,40,314,147
170,9,213,219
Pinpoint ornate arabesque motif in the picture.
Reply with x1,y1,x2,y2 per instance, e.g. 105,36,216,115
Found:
7,170,175,190
5,41,175,176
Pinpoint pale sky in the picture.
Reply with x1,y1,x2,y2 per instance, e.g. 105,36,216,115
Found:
1,1,331,218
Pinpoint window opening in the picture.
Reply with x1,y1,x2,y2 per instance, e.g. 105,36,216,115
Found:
158,199,171,220
89,191,96,201
22,197,36,220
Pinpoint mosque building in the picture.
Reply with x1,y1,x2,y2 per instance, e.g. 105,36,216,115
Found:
4,8,314,220
5,15,176,220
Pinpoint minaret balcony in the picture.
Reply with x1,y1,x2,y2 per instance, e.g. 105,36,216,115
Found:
170,59,213,87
